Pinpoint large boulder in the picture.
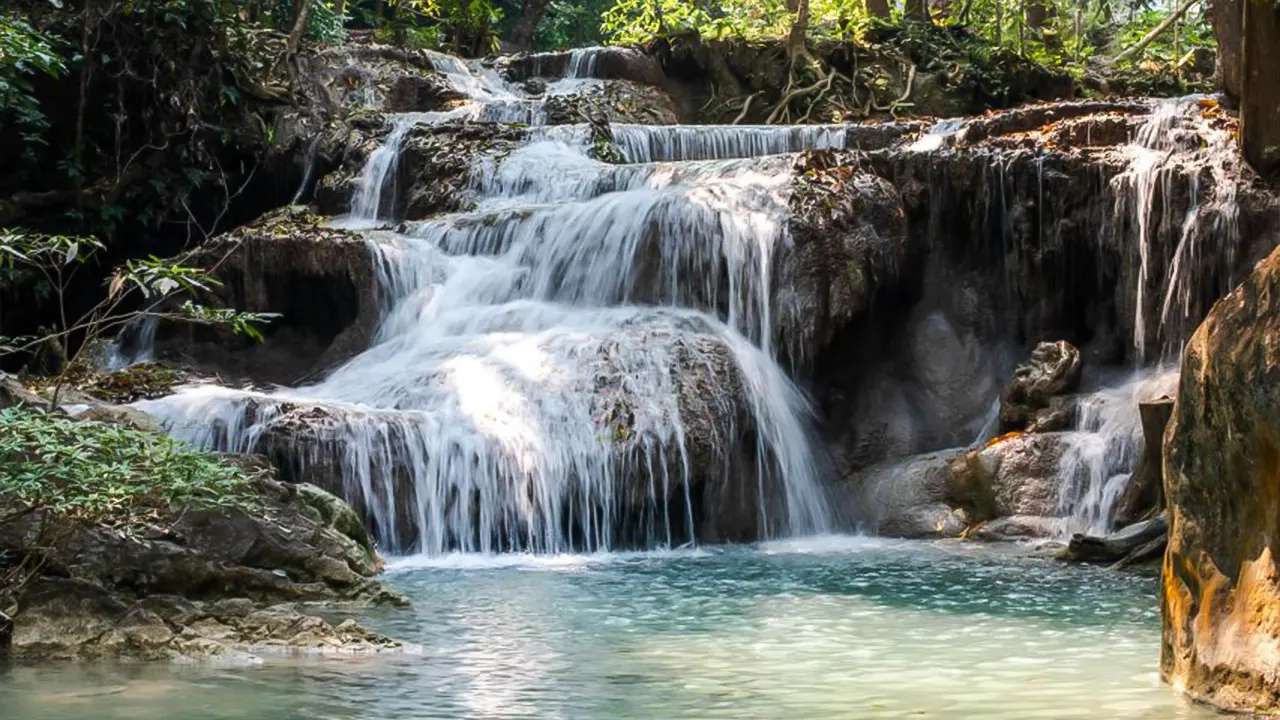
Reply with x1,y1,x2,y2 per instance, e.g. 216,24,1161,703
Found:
1161,243,1280,714
840,449,968,538
999,340,1083,431
943,433,1069,533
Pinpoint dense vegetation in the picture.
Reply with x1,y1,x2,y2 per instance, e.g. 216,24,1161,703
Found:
0,405,258,529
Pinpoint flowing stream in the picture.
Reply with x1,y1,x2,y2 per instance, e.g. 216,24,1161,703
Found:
2,540,1213,719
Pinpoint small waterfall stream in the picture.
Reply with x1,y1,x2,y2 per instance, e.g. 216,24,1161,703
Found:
1055,369,1178,535
139,52,842,555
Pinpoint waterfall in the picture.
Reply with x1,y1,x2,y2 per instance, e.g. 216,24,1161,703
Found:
347,114,425,223
1055,368,1178,535
1112,96,1240,361
139,66,838,554
566,48,600,78
103,316,159,371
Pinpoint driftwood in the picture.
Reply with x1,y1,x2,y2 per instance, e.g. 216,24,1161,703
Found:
1058,513,1168,565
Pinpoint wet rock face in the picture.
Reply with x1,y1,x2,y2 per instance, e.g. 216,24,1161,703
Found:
999,340,1082,431
314,119,528,220
541,81,681,126
1161,242,1280,714
783,152,909,366
498,48,667,88
152,207,379,385
815,99,1279,474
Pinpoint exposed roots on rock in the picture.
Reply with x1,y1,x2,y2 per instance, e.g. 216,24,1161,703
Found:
731,92,762,125
766,63,851,125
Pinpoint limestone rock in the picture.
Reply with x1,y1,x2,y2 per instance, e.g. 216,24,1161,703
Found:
783,151,908,366
971,515,1063,541
541,80,680,126
1000,341,1082,431
945,433,1067,523
1161,242,1280,715
843,450,967,538
12,578,406,662
152,207,381,385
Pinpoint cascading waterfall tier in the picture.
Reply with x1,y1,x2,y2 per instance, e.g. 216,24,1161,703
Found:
1055,368,1178,536
1111,96,1241,362
139,57,846,554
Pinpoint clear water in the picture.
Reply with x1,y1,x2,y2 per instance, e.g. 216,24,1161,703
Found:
2,539,1214,719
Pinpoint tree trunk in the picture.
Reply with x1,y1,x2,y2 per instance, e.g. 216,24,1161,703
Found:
905,0,931,22
507,0,552,52
1241,0,1280,177
866,0,891,19
287,0,312,54
1207,0,1244,103
786,0,810,57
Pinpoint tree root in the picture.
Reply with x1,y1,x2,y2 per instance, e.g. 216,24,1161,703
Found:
732,92,762,125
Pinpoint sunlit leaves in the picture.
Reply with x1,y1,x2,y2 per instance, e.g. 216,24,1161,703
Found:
0,405,260,531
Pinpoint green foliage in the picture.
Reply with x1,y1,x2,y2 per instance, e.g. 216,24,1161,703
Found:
522,0,611,50
596,0,1215,90
0,13,65,151
371,0,501,54
1115,6,1214,67
0,228,277,366
0,404,258,529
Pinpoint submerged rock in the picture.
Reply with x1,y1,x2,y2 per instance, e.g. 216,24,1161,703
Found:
1161,242,1280,715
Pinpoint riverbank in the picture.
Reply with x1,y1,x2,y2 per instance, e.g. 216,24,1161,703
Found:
0,376,410,662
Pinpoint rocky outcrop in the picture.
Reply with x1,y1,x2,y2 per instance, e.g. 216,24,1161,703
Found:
314,119,527,219
999,340,1082,432
149,207,380,385
816,99,1279,475
1161,242,1280,714
782,151,908,366
2,471,407,661
540,81,681,126
13,580,405,662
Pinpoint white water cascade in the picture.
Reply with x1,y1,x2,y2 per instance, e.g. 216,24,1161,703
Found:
1055,368,1178,535
137,53,854,555
1113,96,1240,361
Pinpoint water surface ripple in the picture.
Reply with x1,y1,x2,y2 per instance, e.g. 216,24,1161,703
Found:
2,539,1215,719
